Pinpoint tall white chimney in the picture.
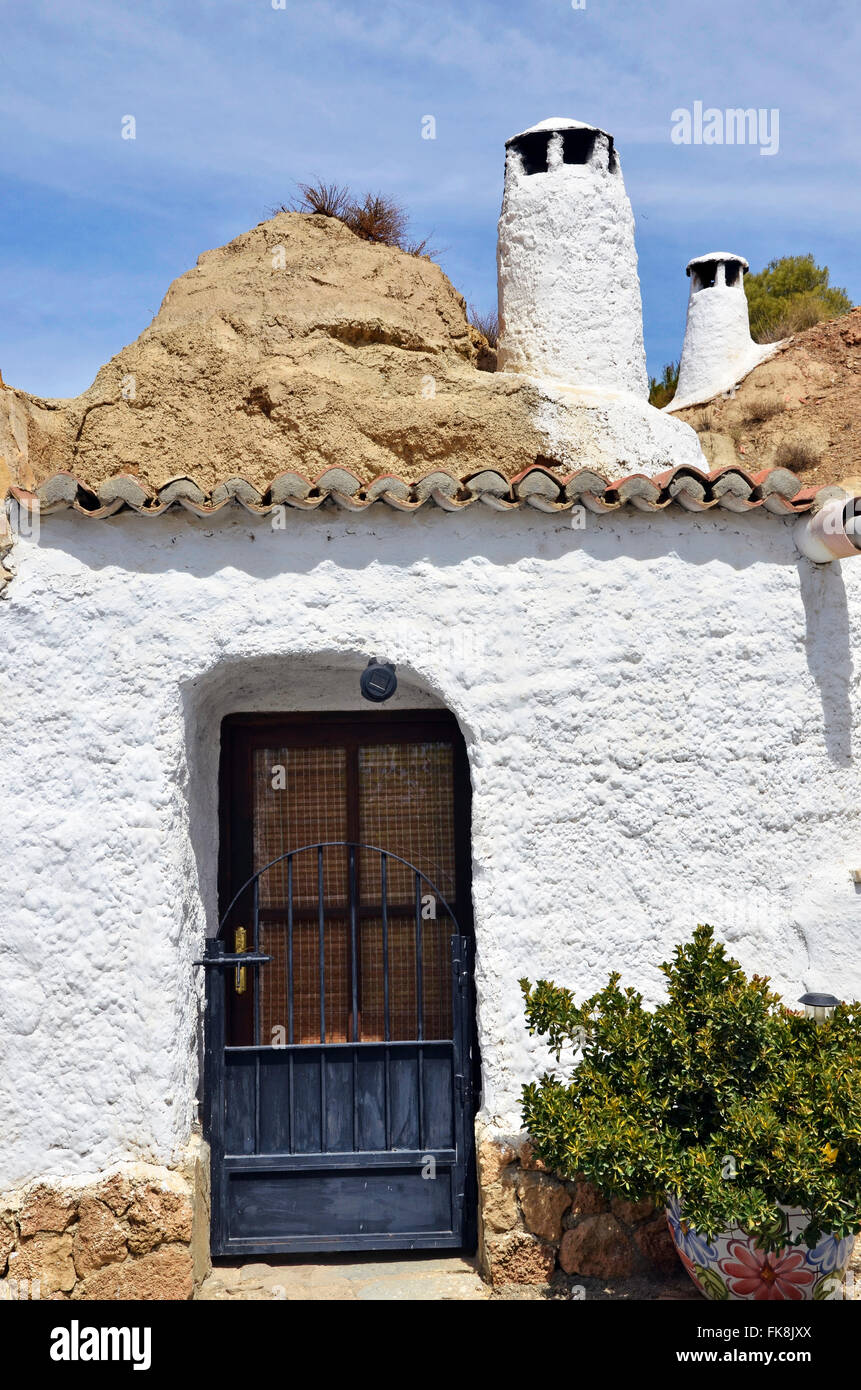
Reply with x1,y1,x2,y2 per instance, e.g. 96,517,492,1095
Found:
668,252,778,411
496,118,648,397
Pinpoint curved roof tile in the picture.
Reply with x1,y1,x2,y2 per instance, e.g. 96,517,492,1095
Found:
8,464,841,521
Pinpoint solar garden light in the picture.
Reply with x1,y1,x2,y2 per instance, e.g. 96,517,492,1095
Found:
798,992,840,1024
360,659,397,703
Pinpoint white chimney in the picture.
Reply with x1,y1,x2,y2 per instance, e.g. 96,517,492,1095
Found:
668,252,778,411
496,118,648,397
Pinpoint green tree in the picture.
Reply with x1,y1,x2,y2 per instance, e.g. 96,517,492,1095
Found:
745,255,852,343
648,359,680,408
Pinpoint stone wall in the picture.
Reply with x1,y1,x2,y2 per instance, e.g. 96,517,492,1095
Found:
478,1134,678,1288
0,1140,209,1301
478,1133,861,1296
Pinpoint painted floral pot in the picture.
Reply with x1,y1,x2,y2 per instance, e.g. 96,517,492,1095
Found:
666,1195,854,1301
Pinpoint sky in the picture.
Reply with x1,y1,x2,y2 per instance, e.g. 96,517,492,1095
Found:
1,0,858,397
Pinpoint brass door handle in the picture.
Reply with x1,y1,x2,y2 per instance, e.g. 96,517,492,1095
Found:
233,926,248,995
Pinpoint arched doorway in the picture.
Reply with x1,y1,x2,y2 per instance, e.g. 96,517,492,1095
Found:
203,708,477,1255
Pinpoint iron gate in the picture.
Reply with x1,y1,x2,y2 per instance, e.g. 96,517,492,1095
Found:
199,841,476,1255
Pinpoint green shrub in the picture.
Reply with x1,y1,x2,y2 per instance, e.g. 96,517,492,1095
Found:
520,925,861,1249
745,255,852,343
649,360,680,408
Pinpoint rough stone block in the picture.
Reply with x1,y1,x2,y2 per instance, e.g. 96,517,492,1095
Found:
481,1179,520,1235
477,1139,517,1187
516,1171,571,1242
13,1233,76,1295
73,1197,128,1277
565,1178,609,1221
0,1214,16,1276
634,1213,680,1275
486,1231,556,1286
73,1244,193,1301
559,1214,637,1279
126,1185,193,1255
18,1185,77,1238
518,1140,548,1172
611,1196,656,1227
96,1173,134,1217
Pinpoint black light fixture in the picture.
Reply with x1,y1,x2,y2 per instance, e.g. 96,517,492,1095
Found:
360,660,397,703
798,992,840,1024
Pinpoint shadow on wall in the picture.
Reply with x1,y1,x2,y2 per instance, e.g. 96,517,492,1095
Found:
24,504,811,583
798,558,853,766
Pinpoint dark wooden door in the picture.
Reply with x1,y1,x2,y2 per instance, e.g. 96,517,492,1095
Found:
206,711,477,1255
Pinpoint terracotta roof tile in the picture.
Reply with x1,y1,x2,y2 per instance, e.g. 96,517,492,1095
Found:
8,464,840,521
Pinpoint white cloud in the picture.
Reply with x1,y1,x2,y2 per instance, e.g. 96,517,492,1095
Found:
0,0,857,394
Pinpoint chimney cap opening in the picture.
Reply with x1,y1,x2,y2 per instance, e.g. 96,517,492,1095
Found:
686,251,749,279
507,130,549,176
505,116,612,147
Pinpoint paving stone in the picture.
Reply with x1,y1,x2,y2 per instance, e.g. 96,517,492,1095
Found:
337,1257,479,1281
208,1265,244,1287
196,1254,681,1302
284,1281,358,1300
238,1262,279,1283
355,1274,488,1301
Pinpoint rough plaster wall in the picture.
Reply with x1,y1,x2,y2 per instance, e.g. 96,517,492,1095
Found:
497,131,647,396
2,506,861,1183
673,283,778,410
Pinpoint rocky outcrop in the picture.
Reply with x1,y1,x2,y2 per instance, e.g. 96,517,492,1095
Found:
0,211,705,501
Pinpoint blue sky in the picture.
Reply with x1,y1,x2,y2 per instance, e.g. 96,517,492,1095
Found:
1,0,858,397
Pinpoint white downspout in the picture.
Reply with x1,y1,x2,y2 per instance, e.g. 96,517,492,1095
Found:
795,494,861,564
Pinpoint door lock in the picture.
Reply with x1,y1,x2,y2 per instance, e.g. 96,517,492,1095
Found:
233,926,248,995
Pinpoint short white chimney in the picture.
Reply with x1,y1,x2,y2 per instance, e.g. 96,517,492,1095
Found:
496,118,648,397
668,252,778,411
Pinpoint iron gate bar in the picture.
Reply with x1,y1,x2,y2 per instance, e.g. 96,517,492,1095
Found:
287,855,294,1045
216,839,463,1055
224,1038,456,1051
216,841,460,935
317,845,325,1046
287,853,294,1153
348,846,358,1150
382,853,391,1147
222,1149,457,1171
256,905,440,919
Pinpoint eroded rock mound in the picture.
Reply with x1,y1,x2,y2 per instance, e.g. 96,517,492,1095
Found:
0,210,706,495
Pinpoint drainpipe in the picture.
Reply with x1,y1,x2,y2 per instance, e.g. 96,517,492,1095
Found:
795,493,861,564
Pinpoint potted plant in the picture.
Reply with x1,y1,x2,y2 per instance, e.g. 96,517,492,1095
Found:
520,925,861,1300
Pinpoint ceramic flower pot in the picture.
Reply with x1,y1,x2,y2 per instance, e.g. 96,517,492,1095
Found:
666,1195,854,1301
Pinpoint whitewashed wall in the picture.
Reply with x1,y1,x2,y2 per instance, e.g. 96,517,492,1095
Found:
2,504,860,1185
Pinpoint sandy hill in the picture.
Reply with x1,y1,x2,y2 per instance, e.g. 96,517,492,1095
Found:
0,213,554,497
673,308,861,489
0,210,709,499
3,211,852,502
